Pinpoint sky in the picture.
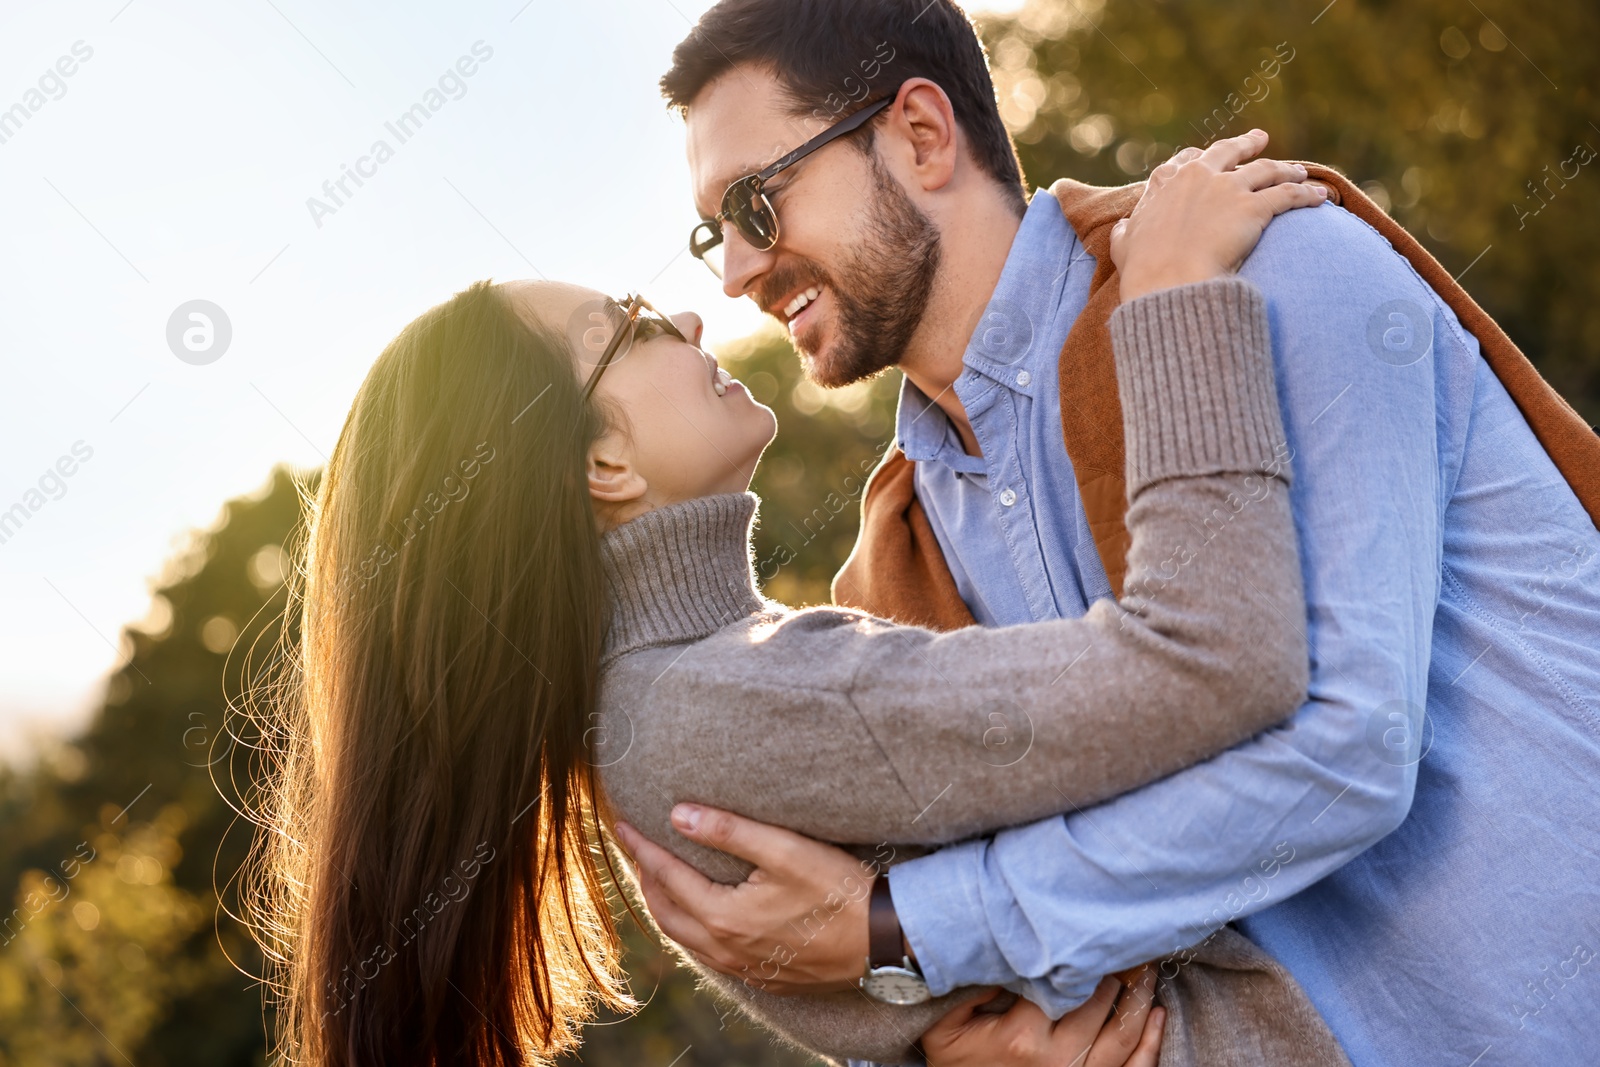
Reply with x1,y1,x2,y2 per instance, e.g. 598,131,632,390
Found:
0,0,1021,760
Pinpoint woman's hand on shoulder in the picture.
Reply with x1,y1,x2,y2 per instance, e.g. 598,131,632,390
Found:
1110,129,1329,303
920,969,1163,1067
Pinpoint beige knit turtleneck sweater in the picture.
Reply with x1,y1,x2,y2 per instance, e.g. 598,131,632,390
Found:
595,279,1349,1067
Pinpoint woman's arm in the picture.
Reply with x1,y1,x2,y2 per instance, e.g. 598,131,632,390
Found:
623,277,1305,851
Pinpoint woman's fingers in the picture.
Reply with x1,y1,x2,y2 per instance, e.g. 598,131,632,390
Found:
1085,968,1158,1067
1109,218,1130,272
1256,180,1331,217
921,991,992,1055
1147,159,1181,187
1199,127,1270,171
1152,145,1202,180
1046,974,1122,1057
1125,1006,1165,1067
923,993,1055,1066
1235,157,1309,191
923,987,1007,1039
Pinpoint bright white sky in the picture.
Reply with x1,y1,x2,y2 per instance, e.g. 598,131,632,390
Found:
0,0,1019,760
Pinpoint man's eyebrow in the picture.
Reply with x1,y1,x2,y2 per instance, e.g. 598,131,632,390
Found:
701,153,789,211
699,164,757,215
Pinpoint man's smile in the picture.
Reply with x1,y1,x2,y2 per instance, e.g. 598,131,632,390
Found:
782,285,825,338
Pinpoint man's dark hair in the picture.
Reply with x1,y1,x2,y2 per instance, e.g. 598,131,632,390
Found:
661,0,1027,212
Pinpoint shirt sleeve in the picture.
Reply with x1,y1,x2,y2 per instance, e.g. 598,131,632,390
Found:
889,203,1448,1014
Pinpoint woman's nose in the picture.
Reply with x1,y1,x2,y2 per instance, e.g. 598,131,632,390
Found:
672,311,704,348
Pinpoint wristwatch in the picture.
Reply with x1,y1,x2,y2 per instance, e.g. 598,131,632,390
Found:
858,875,931,1005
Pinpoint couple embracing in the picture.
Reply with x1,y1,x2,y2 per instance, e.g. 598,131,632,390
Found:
252,2,1600,1065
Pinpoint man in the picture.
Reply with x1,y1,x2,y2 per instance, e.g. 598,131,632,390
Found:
617,2,1600,1063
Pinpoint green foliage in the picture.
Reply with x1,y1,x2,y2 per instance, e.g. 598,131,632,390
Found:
983,0,1600,420
556,924,823,1067
0,468,308,1067
724,326,902,608
0,809,204,1067
4,0,1595,1059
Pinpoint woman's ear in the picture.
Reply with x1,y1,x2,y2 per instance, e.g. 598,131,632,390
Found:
586,432,648,508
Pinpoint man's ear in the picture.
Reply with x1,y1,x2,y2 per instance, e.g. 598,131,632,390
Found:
889,77,959,192
587,433,648,507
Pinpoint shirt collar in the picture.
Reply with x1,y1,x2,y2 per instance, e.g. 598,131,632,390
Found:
960,188,1084,390
894,188,1088,459
896,381,985,472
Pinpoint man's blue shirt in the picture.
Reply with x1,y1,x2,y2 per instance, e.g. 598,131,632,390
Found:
898,190,1110,625
886,188,1600,1065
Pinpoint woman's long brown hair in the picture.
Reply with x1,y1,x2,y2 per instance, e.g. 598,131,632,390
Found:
243,281,631,1065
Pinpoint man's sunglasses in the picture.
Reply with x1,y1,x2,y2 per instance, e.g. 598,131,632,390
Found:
580,292,687,399
688,93,896,279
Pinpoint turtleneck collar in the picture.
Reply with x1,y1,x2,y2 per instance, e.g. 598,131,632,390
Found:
598,492,767,663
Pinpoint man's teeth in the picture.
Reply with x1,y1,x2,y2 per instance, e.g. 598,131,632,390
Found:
714,367,731,396
783,286,822,320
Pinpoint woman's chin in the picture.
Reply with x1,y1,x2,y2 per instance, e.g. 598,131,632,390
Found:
756,408,778,454
727,380,778,440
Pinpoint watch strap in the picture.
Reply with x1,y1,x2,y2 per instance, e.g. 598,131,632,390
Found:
867,875,903,969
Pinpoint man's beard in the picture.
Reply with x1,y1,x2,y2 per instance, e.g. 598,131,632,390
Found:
766,153,942,389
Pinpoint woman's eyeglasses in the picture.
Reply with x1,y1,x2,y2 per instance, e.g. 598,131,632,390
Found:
688,93,896,279
580,293,688,399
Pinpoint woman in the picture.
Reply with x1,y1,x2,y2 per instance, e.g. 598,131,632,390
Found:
246,135,1332,1067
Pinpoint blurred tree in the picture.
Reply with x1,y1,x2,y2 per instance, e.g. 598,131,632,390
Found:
725,327,902,608
0,468,311,1066
0,809,203,1067
979,0,1600,421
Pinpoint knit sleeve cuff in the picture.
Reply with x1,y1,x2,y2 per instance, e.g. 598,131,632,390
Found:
1108,277,1288,497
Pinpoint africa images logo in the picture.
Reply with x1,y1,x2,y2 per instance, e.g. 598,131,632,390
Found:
305,41,494,229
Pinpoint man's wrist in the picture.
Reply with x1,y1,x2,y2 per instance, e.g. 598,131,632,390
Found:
868,874,913,969
860,875,932,1005
883,840,1014,998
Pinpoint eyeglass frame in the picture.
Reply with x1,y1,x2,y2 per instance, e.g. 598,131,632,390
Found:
580,292,688,400
688,91,899,278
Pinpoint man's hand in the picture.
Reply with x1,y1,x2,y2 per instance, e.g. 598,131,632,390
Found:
612,804,884,994
921,970,1164,1067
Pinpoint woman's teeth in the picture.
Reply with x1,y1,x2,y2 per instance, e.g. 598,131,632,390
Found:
714,367,732,396
784,286,822,321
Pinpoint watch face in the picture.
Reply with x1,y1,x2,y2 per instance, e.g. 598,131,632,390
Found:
860,966,932,1006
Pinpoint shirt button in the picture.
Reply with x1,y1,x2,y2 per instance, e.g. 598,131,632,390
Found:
999,488,1018,507
1016,370,1032,387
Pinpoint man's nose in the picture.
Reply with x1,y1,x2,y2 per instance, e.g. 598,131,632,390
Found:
721,226,776,302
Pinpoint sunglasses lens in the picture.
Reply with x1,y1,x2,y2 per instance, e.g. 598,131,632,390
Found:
701,242,726,279
690,221,725,279
726,180,777,250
